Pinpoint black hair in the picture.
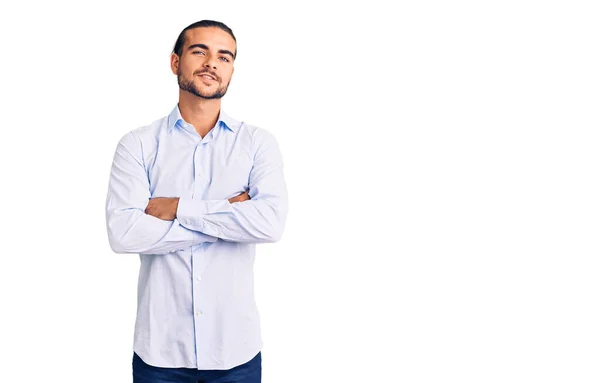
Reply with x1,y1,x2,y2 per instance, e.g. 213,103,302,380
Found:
172,20,237,58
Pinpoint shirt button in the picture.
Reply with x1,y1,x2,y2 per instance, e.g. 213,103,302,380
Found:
197,275,202,281
196,310,203,316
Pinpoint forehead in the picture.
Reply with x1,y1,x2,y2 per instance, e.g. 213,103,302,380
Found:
184,27,236,51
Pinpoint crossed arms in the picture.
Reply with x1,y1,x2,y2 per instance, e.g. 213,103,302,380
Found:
143,191,250,221
105,130,288,255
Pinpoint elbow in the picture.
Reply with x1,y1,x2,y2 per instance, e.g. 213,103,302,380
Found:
107,222,126,253
263,228,283,243
108,234,137,254
107,221,141,254
106,209,149,254
244,214,285,244
108,238,125,254
263,208,287,243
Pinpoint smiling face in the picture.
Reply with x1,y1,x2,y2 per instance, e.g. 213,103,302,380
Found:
171,27,236,99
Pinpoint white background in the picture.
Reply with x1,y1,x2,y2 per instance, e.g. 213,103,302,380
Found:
0,1,599,382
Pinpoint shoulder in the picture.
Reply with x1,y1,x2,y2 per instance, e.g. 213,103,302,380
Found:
238,122,280,148
130,115,167,140
237,122,283,163
116,115,169,150
223,110,281,151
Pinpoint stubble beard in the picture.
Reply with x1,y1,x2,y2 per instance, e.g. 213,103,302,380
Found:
177,69,229,100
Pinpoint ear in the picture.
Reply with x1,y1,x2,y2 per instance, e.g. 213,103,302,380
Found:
170,53,179,75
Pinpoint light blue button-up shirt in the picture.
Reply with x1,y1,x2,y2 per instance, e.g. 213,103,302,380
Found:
105,105,288,369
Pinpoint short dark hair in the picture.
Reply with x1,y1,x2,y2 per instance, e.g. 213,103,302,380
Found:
172,20,237,58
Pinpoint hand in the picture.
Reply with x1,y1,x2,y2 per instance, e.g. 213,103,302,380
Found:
145,197,179,220
228,191,251,204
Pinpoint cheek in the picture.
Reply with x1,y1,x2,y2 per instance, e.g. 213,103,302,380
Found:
178,61,194,75
222,71,233,84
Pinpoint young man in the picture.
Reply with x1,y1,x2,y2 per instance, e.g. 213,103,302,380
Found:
105,20,288,383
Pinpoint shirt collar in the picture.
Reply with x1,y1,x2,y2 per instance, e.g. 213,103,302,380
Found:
167,104,240,133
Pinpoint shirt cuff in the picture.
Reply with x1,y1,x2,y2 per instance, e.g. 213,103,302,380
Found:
177,197,208,228
177,197,232,237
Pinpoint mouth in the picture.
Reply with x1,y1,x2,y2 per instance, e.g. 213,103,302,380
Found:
198,73,217,82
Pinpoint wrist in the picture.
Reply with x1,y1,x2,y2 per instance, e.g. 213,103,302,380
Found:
173,198,180,217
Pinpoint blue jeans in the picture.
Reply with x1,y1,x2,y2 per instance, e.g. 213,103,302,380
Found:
132,352,261,383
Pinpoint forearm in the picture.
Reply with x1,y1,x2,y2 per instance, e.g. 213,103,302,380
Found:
175,128,290,243
106,207,217,254
105,132,218,255
176,196,287,243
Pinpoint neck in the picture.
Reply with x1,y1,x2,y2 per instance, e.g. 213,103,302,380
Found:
178,91,222,137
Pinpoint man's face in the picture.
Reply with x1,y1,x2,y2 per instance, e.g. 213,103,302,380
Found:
171,27,236,99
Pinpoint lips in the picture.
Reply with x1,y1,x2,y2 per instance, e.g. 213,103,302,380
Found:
198,72,217,81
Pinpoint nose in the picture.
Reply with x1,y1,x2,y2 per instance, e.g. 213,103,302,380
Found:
203,56,218,70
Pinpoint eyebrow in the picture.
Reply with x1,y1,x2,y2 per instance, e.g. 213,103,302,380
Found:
188,43,236,60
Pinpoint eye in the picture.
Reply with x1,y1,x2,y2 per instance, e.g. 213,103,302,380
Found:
192,51,205,56
219,57,230,62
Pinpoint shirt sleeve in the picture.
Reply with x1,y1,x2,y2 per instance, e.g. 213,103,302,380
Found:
105,131,218,254
176,129,288,243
